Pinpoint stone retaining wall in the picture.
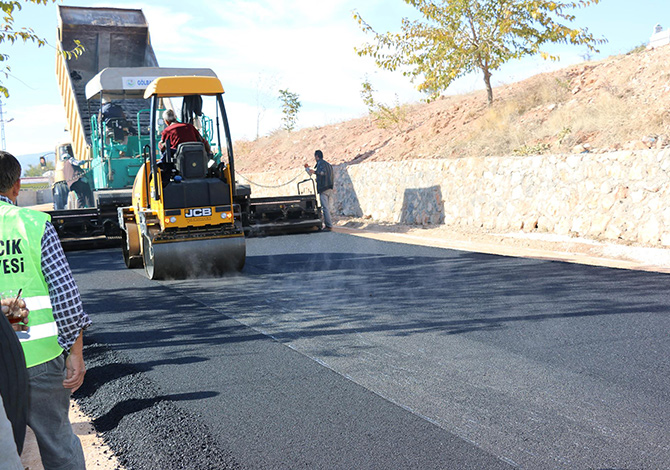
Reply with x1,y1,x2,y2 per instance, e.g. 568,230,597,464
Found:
240,149,670,247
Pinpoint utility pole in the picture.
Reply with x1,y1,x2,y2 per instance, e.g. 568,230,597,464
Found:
0,100,6,151
0,100,12,151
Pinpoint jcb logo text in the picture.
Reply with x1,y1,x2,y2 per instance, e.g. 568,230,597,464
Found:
184,208,212,218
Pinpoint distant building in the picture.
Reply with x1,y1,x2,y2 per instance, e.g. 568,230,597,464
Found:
648,24,670,49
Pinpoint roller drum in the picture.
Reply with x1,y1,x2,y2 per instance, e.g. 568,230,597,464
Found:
122,222,143,269
143,235,245,280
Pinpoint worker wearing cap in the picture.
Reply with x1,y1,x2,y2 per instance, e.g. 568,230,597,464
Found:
0,151,91,470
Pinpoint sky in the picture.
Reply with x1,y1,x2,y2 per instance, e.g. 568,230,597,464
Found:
3,0,670,160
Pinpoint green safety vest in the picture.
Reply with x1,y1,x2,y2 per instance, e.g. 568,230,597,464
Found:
0,201,63,367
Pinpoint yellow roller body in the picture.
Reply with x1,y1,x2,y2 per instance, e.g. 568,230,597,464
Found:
129,153,245,279
119,74,246,280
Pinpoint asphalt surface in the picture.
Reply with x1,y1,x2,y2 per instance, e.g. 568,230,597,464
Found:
68,231,670,469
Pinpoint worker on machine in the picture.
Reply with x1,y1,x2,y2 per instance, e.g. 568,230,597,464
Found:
99,98,136,144
158,109,211,160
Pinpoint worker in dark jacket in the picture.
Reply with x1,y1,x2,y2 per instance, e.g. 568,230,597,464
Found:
305,149,334,231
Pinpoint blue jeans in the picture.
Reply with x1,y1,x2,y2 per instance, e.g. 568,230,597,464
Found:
27,355,85,470
52,182,69,211
319,189,334,228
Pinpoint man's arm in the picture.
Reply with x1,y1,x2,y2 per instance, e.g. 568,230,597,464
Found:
194,127,211,154
63,332,85,392
41,223,91,390
314,160,326,175
159,127,168,151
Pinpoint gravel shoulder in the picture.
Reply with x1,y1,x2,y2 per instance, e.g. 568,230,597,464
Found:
20,218,670,469
337,218,670,274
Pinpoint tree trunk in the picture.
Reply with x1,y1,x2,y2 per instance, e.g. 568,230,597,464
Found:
482,66,493,106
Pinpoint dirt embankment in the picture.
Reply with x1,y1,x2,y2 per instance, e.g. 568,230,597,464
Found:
235,45,670,175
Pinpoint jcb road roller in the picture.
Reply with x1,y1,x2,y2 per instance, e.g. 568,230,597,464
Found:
118,75,245,279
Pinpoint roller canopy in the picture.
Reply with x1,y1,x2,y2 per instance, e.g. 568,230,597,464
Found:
144,76,225,99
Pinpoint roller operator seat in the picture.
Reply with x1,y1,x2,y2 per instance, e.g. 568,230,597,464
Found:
162,141,231,210
173,142,208,179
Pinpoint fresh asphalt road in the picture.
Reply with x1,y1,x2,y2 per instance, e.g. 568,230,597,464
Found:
67,231,670,469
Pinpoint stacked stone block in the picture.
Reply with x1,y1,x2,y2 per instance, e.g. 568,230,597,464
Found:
241,149,670,247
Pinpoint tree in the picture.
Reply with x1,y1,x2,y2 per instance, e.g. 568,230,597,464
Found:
354,0,606,106
360,77,408,131
24,159,54,176
278,89,301,133
0,0,84,97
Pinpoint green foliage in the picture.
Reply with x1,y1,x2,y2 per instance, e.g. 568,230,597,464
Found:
354,0,607,106
556,126,572,143
278,88,301,132
360,78,376,114
0,1,85,97
23,159,54,176
360,77,408,131
626,43,646,55
513,142,551,156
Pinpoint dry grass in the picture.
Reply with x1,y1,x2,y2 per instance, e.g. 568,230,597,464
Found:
546,93,636,149
455,74,574,156
445,55,664,157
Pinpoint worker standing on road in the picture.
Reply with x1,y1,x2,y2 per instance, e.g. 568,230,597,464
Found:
0,151,91,470
305,150,334,231
52,147,70,210
53,149,94,209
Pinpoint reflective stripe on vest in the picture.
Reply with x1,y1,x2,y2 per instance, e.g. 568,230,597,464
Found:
25,295,51,311
16,321,58,342
16,295,57,342
0,201,63,367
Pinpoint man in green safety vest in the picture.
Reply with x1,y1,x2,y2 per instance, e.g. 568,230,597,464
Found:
0,151,91,469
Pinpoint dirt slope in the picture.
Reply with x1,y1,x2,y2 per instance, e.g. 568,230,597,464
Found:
235,45,670,174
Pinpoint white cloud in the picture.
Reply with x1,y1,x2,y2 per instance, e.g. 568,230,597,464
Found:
148,0,423,131
7,0,618,156
7,104,70,157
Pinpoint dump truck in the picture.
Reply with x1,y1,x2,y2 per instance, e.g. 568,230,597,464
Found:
50,5,162,246
51,5,322,248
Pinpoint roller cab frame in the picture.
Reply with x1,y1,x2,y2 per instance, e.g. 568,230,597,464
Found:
118,76,245,279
